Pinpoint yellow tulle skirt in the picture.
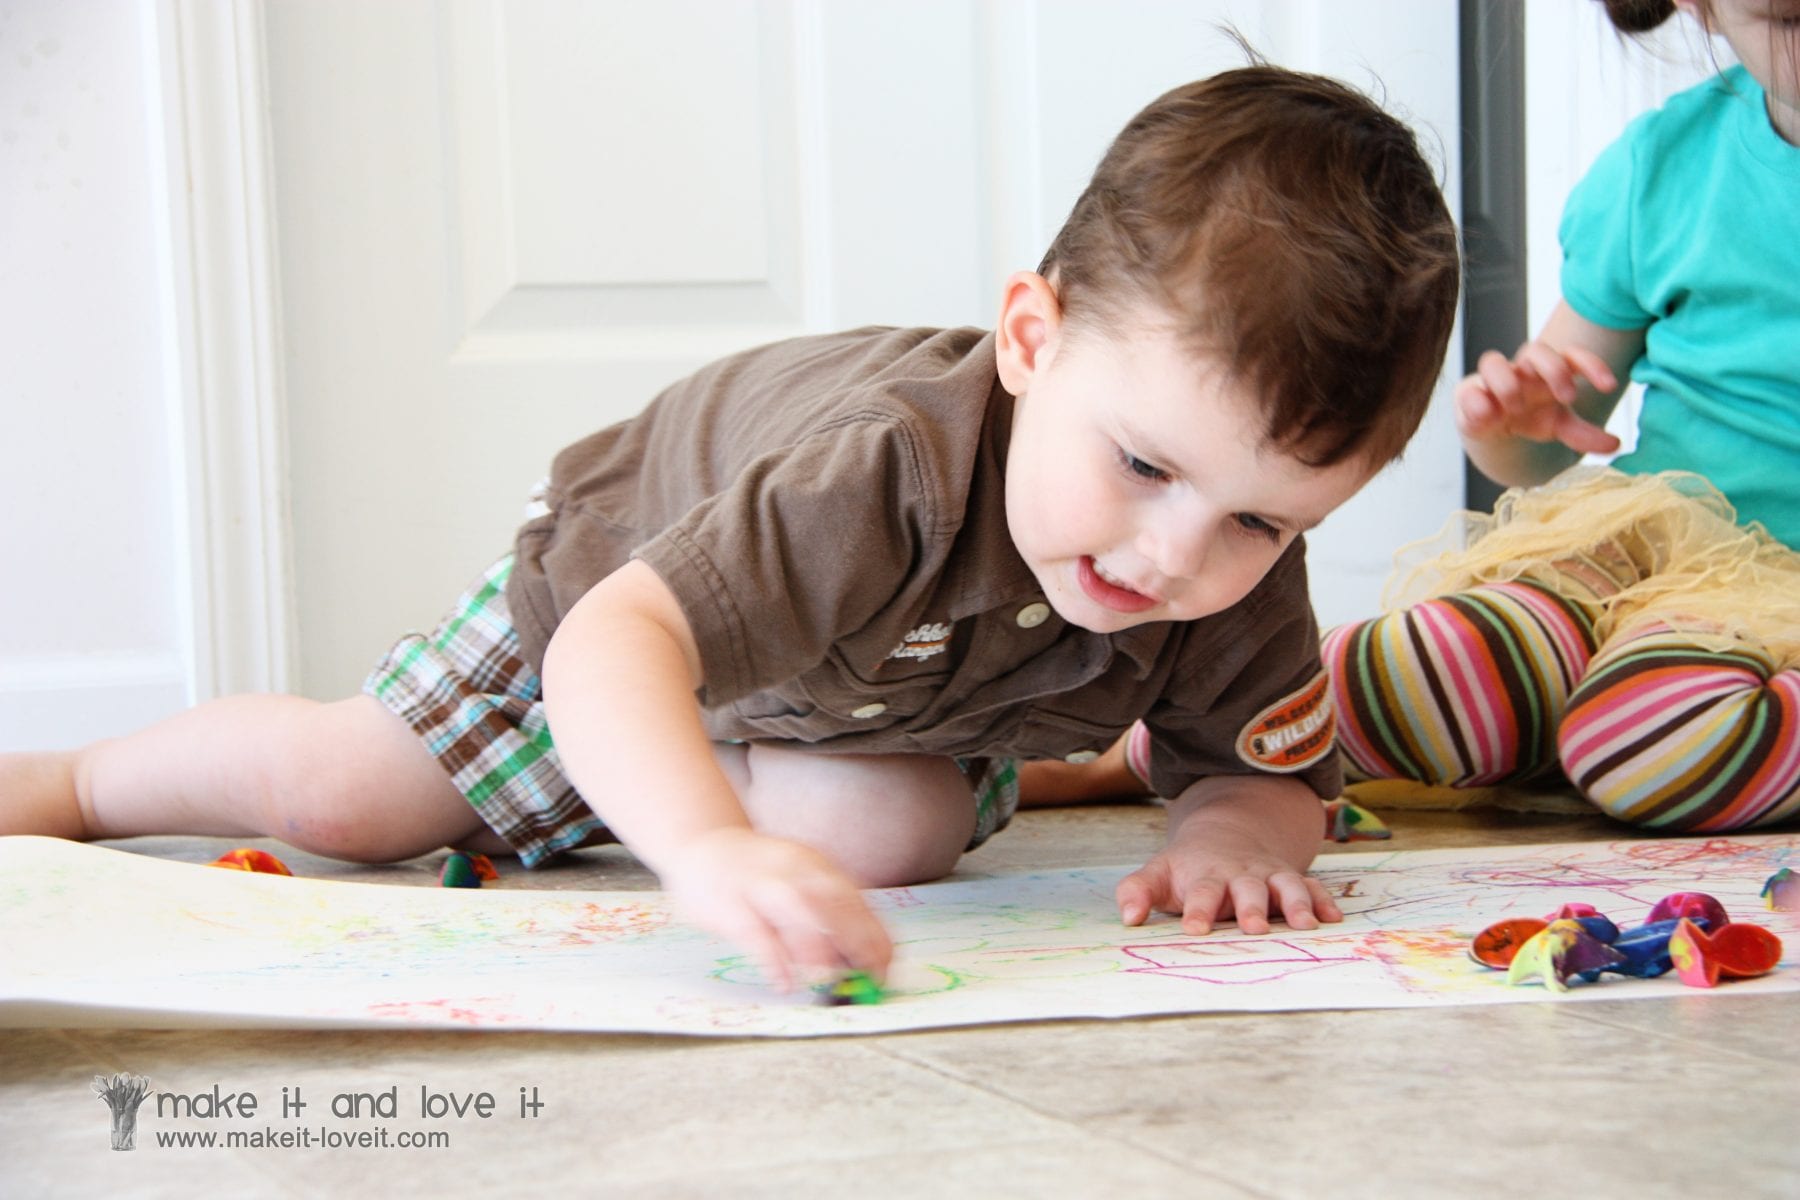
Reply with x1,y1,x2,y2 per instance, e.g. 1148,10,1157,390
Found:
1383,467,1800,671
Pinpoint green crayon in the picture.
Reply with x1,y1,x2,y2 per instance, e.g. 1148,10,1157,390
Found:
814,970,883,1006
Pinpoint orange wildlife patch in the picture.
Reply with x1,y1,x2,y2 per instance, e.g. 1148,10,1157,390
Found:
1235,671,1336,772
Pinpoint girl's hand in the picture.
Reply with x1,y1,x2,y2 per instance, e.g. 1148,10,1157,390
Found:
1455,341,1622,456
658,827,894,992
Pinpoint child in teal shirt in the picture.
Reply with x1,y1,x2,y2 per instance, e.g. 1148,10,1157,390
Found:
1556,61,1798,545
1325,0,1800,832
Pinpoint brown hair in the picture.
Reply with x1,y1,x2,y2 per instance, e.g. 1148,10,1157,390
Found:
1602,0,1679,32
1038,66,1460,468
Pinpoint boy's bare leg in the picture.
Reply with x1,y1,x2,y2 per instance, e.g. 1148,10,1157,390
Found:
1016,734,1145,807
0,694,504,861
713,742,977,888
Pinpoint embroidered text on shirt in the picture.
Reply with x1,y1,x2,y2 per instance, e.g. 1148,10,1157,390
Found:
888,621,953,661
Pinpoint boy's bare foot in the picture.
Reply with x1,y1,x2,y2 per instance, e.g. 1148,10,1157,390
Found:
1016,738,1148,808
0,750,88,839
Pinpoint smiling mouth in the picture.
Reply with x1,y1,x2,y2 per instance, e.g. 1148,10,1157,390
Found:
1078,557,1159,613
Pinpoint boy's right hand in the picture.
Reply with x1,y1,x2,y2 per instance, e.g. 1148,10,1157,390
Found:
1455,342,1622,456
657,826,894,993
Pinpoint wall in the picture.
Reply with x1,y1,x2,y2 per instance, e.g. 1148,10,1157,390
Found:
0,0,189,750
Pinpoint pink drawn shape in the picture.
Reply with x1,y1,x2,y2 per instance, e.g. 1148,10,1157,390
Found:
1120,940,1360,986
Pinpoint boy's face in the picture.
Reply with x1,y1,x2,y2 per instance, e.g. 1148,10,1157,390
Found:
1001,303,1375,635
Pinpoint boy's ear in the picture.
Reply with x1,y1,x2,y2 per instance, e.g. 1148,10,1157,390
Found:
994,271,1063,397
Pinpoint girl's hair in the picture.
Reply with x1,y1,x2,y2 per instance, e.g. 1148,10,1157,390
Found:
1598,0,1800,111
1602,0,1680,33
1038,67,1461,470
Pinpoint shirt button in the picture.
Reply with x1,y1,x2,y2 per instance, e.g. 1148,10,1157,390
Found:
1064,749,1101,764
850,702,888,719
1015,602,1051,628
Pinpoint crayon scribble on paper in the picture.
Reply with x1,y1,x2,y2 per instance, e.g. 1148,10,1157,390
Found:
0,834,1794,1036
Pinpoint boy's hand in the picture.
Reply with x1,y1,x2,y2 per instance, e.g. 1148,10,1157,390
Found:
1114,778,1342,936
1455,342,1621,457
658,827,894,993
1115,834,1342,935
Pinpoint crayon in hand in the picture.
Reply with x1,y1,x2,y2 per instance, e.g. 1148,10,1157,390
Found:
813,969,884,1006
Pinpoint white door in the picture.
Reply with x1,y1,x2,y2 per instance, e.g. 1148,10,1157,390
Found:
264,0,1463,698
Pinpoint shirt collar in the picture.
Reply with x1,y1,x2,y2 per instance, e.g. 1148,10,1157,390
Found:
939,373,1171,678
942,374,1036,619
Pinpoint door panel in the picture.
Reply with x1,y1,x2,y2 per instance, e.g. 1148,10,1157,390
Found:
266,1,1461,695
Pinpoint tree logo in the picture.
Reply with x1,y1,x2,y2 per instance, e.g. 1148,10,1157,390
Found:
92,1072,152,1151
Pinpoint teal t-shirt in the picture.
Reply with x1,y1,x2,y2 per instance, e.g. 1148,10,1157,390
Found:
1560,65,1800,548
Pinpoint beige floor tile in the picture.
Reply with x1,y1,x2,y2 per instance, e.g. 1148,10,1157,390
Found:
0,1030,295,1199
633,1135,1247,1199
2,1026,1107,1196
883,1003,1800,1198
486,1038,1072,1187
1559,991,1800,1062
962,803,1168,873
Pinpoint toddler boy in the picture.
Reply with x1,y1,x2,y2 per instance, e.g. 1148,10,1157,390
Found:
3,66,1459,990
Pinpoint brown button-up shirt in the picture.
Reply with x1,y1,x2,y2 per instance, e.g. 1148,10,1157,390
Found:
507,326,1340,801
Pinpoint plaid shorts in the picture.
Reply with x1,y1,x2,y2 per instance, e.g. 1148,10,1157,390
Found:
366,555,1019,867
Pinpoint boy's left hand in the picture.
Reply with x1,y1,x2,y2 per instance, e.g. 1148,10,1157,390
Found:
1114,778,1343,935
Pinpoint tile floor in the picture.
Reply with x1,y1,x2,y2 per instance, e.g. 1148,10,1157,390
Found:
4,803,1796,1199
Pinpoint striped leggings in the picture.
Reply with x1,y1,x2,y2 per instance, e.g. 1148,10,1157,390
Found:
1323,580,1800,831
